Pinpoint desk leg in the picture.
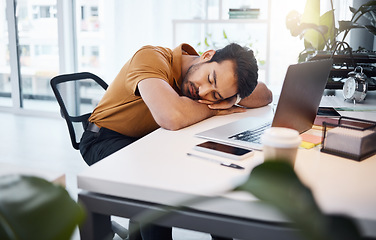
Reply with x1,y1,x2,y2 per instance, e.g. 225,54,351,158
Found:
78,193,113,240
77,191,302,240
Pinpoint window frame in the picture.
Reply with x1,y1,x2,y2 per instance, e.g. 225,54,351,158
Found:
1,0,76,117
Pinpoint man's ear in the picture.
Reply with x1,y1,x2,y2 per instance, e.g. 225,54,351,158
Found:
200,50,216,62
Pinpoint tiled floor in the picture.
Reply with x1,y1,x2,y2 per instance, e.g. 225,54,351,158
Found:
0,111,212,240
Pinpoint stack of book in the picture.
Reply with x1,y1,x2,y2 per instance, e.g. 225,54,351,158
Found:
228,8,260,19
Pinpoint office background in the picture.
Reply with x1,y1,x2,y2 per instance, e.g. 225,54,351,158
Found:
0,0,375,239
1,0,373,116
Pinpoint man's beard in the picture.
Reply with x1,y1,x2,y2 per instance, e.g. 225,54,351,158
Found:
181,62,203,100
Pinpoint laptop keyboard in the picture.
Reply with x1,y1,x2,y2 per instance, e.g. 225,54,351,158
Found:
228,122,271,144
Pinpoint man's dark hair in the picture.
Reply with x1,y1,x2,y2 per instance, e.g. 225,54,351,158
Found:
208,43,258,99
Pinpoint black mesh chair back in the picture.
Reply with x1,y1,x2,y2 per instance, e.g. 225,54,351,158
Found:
50,73,131,239
50,72,108,150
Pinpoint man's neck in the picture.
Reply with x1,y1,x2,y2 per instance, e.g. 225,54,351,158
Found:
181,55,200,79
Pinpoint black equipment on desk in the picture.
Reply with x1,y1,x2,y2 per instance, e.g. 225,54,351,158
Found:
309,50,376,91
321,116,376,161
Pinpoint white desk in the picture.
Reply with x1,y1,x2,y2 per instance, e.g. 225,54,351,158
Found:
77,90,376,239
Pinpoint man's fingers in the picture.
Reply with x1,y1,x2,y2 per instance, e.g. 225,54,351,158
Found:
208,101,233,109
198,99,216,105
199,95,238,110
216,106,246,116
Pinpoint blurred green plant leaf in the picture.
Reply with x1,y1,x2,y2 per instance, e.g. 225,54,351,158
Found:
204,37,209,47
124,160,362,240
0,175,85,240
338,21,363,32
286,9,331,51
235,161,361,240
223,30,228,39
359,2,376,14
319,10,336,49
301,0,320,49
365,24,376,34
350,6,357,14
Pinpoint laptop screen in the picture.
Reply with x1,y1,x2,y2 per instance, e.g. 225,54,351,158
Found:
272,59,333,133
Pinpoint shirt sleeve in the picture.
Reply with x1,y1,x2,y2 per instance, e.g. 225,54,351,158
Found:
124,45,173,96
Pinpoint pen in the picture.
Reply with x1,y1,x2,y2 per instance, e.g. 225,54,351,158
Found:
186,153,244,170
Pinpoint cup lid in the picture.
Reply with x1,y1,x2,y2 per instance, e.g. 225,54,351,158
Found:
261,127,301,148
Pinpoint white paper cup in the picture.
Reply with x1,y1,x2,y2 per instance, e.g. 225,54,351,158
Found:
261,127,302,165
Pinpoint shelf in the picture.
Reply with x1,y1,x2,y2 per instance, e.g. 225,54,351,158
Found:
172,0,271,83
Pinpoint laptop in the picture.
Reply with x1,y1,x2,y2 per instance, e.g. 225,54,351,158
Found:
195,58,333,150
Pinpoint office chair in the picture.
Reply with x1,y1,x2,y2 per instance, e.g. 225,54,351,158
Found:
50,72,133,240
50,72,108,150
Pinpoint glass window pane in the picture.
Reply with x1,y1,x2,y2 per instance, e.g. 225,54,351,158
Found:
17,0,59,111
75,0,101,76
0,0,12,107
74,0,216,84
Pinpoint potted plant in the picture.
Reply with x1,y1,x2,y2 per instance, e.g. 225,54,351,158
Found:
286,0,376,62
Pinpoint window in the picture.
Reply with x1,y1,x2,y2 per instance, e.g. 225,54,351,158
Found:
90,6,98,17
2,0,338,115
0,0,11,107
78,3,99,32
17,0,59,110
32,5,57,19
72,0,305,85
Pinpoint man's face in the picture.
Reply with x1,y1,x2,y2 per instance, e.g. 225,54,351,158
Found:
181,59,238,104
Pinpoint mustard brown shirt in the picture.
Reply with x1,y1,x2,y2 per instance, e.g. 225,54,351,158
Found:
89,44,199,138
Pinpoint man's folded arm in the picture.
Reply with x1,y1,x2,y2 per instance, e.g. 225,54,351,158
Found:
138,78,216,130
138,78,245,130
237,82,273,108
204,82,273,110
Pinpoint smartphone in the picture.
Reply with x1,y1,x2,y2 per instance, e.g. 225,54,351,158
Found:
194,141,254,160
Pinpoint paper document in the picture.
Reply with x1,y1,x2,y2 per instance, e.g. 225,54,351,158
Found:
320,95,376,111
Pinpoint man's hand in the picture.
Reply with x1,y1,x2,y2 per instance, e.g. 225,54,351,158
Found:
138,78,230,131
138,78,251,131
215,105,246,115
198,96,246,115
198,81,273,112
198,95,238,110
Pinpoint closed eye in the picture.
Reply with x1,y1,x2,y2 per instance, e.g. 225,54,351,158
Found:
207,74,218,100
208,71,223,101
213,92,220,100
